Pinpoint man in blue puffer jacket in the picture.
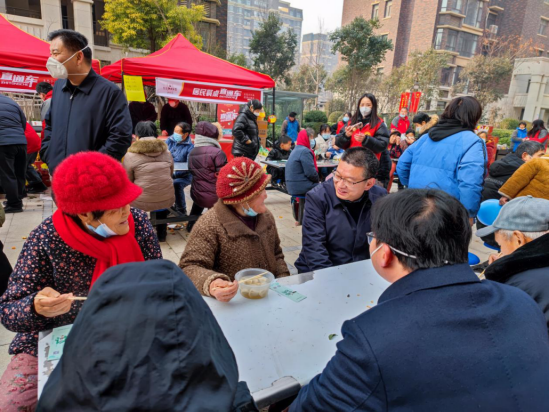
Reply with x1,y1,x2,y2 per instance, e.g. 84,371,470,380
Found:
397,96,486,219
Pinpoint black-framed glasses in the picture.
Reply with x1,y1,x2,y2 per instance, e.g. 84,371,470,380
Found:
333,172,371,186
367,232,418,259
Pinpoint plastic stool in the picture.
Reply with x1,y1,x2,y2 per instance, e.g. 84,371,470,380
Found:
468,252,481,266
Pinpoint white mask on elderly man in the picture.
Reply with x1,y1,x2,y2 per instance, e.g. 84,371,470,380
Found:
46,46,90,79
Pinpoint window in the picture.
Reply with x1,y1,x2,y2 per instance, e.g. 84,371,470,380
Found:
539,19,548,36
4,0,41,19
453,66,463,85
372,3,379,20
441,0,464,13
384,0,392,18
380,34,388,42
515,75,531,94
464,0,483,27
441,67,453,86
434,28,443,49
487,13,497,29
457,32,478,57
446,29,459,52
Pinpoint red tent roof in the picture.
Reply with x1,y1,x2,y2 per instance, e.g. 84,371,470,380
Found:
0,14,101,73
101,34,275,89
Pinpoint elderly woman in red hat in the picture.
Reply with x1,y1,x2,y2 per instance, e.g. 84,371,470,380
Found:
0,152,162,410
180,157,290,302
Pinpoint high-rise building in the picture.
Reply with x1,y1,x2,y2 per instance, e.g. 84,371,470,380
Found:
341,0,549,109
301,33,339,74
181,0,228,54
227,0,303,65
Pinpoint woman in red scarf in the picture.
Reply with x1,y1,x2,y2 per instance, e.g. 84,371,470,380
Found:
0,152,162,410
285,129,320,197
335,93,390,161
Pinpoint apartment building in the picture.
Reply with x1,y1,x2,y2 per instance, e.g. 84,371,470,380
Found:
341,0,549,109
227,0,303,64
301,33,339,74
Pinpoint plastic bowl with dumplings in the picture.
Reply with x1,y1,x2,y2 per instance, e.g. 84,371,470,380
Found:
235,269,275,300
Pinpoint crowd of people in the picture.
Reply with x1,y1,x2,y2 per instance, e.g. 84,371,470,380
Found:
0,27,548,411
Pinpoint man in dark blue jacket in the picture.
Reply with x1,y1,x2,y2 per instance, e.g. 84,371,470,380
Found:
290,189,549,411
40,29,132,174
0,95,27,213
295,147,386,273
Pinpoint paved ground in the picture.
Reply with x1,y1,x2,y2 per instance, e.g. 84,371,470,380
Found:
0,186,492,372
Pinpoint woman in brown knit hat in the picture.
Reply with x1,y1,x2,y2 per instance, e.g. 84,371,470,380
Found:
179,157,290,302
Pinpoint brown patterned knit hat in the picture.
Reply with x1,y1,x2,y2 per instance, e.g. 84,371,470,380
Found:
216,157,271,204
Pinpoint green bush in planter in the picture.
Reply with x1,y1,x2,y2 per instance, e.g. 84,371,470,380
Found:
304,110,328,123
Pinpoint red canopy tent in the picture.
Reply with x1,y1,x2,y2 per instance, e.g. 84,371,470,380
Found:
0,14,101,93
101,34,274,89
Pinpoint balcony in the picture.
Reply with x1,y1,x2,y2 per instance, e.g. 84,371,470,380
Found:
0,6,41,19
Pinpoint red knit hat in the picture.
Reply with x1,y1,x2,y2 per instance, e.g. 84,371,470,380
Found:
52,152,143,215
216,157,271,204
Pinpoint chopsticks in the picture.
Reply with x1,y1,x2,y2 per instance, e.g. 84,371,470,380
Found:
240,271,269,284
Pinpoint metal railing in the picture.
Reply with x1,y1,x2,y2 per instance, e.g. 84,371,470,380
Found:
0,6,41,19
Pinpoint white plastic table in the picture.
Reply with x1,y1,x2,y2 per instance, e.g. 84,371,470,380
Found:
38,260,390,407
206,260,390,407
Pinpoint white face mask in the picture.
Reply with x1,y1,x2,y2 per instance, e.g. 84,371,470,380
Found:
46,46,90,79
254,112,261,117
360,106,372,116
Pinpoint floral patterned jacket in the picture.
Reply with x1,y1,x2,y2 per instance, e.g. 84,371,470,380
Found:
0,208,162,356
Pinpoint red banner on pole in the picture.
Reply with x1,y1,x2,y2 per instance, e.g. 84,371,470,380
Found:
0,67,55,93
409,91,422,113
217,104,240,136
156,78,263,105
399,92,410,111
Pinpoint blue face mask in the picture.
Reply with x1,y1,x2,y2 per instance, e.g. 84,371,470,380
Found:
86,221,117,238
173,133,183,143
310,139,316,149
242,203,258,217
322,133,331,140
343,116,349,122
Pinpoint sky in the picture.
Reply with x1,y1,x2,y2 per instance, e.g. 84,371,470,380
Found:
289,0,344,36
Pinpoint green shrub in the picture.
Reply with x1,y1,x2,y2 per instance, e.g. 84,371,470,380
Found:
304,110,328,123
492,128,512,146
303,122,324,135
499,118,519,130
328,111,344,123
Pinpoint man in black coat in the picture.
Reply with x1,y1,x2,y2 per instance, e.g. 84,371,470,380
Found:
160,99,192,136
232,99,262,160
295,148,387,273
40,29,132,174
0,95,27,213
479,196,549,330
290,189,549,411
477,140,544,247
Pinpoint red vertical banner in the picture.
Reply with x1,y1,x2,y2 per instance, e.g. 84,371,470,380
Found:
409,91,422,113
217,104,240,136
399,92,411,111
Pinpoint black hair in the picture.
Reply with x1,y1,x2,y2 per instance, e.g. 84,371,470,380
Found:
478,131,488,138
528,119,546,137
340,147,379,179
519,121,527,127
320,123,331,133
289,112,297,117
279,135,292,145
36,82,53,94
47,29,92,64
67,211,106,233
175,122,192,134
135,121,158,138
390,130,401,137
413,112,431,124
249,99,263,110
405,129,415,136
371,189,471,271
351,93,381,129
400,107,409,112
440,96,482,130
516,141,544,157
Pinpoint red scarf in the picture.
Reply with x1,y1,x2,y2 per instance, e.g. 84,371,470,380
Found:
52,210,145,289
296,130,318,171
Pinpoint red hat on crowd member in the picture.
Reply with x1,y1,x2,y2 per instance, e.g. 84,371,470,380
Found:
52,152,143,215
216,157,270,205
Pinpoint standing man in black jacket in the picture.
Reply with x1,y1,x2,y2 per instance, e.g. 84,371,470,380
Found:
232,99,262,160
40,29,132,174
0,95,27,213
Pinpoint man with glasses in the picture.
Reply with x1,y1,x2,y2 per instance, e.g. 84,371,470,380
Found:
289,189,549,411
294,147,386,273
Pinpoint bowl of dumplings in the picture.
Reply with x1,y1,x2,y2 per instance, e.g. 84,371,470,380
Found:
235,269,275,300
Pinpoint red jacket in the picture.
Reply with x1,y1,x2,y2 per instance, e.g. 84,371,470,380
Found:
391,116,410,134
25,123,41,154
